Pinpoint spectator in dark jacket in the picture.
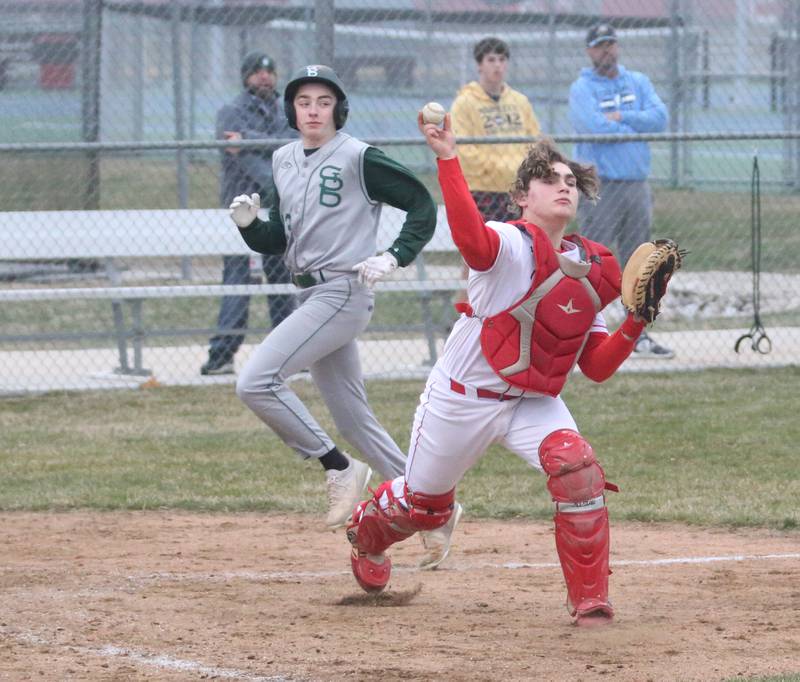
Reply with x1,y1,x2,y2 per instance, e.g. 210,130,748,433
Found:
201,51,296,375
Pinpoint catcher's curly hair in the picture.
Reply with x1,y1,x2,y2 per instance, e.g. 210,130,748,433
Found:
508,137,599,216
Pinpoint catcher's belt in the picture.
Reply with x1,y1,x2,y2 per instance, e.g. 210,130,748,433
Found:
449,378,520,401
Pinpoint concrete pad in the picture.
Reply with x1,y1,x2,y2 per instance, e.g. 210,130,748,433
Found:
1,327,797,395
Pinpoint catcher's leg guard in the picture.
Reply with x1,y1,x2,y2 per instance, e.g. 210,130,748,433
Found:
346,479,455,593
539,429,615,625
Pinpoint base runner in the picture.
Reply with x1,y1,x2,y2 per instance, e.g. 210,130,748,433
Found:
345,114,677,625
229,65,460,568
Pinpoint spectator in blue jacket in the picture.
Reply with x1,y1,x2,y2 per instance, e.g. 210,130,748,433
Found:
201,51,296,375
569,23,673,359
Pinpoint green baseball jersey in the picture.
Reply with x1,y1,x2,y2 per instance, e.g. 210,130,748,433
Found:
238,132,436,270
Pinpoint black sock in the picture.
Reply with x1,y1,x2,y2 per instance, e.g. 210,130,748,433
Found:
319,447,349,471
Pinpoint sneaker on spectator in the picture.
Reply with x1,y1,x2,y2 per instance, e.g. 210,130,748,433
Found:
200,358,235,375
633,331,674,359
325,455,372,529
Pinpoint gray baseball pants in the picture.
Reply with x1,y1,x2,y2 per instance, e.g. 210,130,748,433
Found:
235,274,406,480
577,179,653,267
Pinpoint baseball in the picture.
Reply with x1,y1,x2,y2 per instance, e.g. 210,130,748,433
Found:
421,101,446,125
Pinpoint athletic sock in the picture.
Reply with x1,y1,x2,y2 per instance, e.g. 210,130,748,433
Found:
319,447,349,471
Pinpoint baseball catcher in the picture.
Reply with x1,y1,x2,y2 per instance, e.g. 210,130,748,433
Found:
344,110,683,627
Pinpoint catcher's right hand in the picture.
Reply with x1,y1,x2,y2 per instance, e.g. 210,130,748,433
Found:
229,192,259,228
417,111,457,161
621,239,685,324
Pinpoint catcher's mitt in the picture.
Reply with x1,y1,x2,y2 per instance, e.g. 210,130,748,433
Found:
621,239,685,324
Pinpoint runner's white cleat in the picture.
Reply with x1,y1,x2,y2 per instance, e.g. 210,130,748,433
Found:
418,502,463,570
325,456,372,529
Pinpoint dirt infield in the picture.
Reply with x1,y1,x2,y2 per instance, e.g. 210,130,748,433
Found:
2,512,798,682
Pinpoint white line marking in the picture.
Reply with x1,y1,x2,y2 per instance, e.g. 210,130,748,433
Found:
6,630,297,682
6,552,799,680
505,552,800,570
614,552,800,567
119,552,800,585
97,646,294,681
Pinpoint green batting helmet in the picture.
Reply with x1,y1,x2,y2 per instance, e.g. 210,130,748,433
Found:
283,64,349,130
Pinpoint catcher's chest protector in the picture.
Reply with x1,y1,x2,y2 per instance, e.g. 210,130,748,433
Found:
480,225,620,397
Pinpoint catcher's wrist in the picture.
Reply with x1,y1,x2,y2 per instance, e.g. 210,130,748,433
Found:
620,313,646,340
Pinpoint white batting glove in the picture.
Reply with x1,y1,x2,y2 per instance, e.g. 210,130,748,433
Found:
229,193,260,228
352,252,398,289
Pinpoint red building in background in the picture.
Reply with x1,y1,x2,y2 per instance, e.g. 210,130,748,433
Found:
33,32,79,89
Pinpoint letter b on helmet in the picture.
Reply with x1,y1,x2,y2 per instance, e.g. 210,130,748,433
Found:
283,64,349,130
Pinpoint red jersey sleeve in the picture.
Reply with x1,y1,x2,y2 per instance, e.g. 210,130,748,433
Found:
578,314,646,382
437,157,500,271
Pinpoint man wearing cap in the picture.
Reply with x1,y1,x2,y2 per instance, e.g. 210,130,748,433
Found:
569,24,673,359
201,51,296,376
450,36,541,307
225,65,461,569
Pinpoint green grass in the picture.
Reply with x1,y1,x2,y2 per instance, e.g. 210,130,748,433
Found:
649,186,800,273
0,155,220,210
1,367,798,530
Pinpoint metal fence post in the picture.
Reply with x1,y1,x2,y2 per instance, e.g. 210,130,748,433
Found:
546,0,557,134
784,1,800,191
133,14,144,141
315,0,335,66
684,28,697,184
171,1,191,279
189,6,199,141
668,0,682,189
702,29,710,110
770,33,778,113
794,5,800,191
81,0,102,211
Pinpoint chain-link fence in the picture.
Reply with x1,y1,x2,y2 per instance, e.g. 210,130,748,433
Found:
1,0,799,393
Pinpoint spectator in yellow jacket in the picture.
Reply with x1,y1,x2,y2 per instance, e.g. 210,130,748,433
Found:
451,36,541,223
451,36,541,304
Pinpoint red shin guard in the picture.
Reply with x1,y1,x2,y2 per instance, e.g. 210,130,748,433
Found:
346,483,411,593
406,487,456,531
346,481,455,593
540,430,614,624
553,507,613,622
347,482,416,557
347,482,455,556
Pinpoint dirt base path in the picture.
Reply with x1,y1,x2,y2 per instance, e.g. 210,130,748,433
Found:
1,512,798,681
